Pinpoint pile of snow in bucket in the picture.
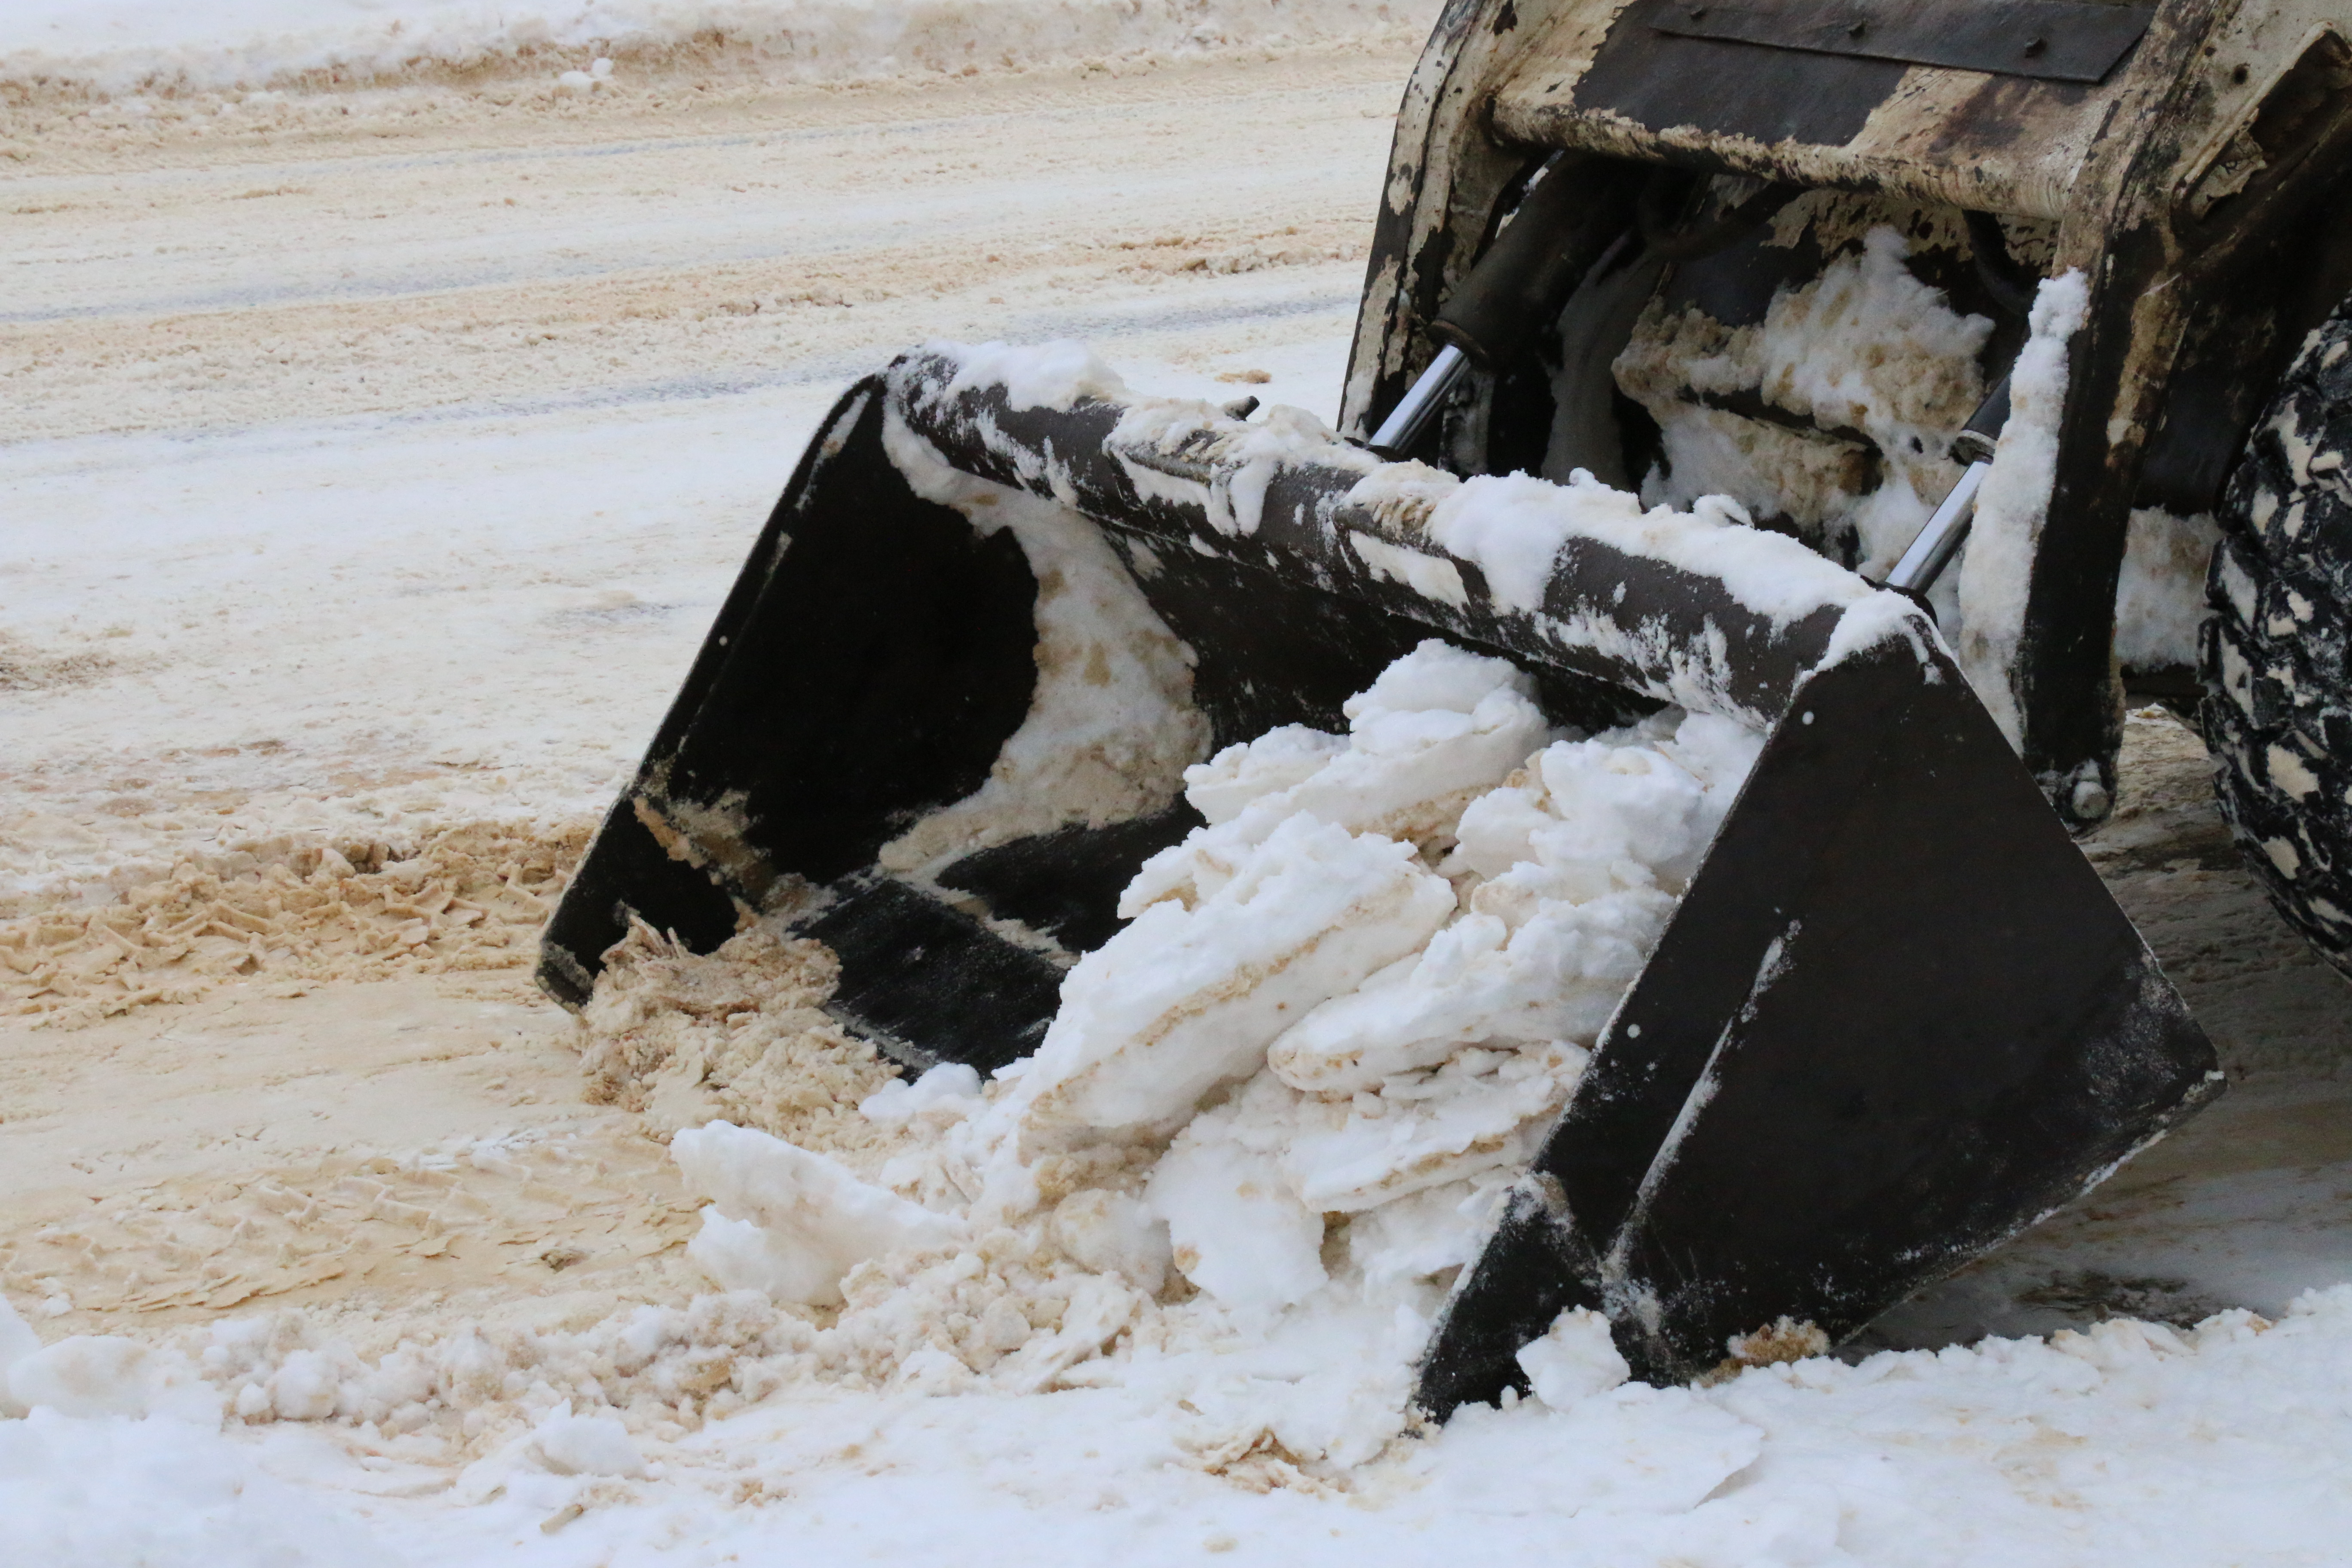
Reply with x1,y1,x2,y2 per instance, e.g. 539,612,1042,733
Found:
658,639,1759,1453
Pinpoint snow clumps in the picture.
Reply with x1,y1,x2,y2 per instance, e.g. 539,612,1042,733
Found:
1616,216,1995,578
0,1294,219,1424
1077,641,1758,1307
665,638,1761,1432
674,1120,965,1306
554,58,616,92
1515,1307,1632,1410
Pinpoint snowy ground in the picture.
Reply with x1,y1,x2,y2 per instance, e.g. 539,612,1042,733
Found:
1,40,1396,904
8,16,2352,1568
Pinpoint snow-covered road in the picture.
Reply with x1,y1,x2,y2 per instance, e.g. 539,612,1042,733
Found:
3,46,1396,904
6,50,1398,441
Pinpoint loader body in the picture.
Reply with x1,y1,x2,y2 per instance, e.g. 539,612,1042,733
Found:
1348,0,2352,828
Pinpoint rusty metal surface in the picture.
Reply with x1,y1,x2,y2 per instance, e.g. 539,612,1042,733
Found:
1576,18,1910,147
1490,12,2132,218
1644,0,2156,83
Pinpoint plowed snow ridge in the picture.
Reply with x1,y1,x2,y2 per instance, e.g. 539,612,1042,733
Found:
1,0,1436,97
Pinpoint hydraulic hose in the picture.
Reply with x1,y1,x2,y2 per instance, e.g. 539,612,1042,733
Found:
1368,156,1644,456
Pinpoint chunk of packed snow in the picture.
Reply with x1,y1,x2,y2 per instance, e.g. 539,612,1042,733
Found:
1180,726,1348,827
672,1122,965,1307
1516,1307,1631,1410
859,1062,984,1127
1345,1179,1510,1288
263,1348,342,1421
939,338,1128,413
1269,714,1757,1097
1282,1041,1590,1209
1345,466,1873,628
529,1402,649,1477
1147,1078,1332,1311
1022,813,1456,1137
1009,643,1759,1307
1121,641,1553,915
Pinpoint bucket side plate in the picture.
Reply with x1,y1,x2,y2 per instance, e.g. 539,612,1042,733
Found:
1418,636,2221,1407
538,380,1045,1013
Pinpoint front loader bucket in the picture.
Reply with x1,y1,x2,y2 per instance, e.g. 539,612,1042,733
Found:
542,348,2219,1385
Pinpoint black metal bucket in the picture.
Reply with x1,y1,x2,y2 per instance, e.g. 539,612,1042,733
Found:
540,349,2220,1395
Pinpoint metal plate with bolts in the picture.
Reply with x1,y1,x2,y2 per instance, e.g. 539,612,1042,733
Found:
1642,0,2156,83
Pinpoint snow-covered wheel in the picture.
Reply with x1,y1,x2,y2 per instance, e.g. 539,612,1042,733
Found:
2202,300,2352,974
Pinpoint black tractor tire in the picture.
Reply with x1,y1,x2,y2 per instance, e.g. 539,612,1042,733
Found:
2201,303,2352,975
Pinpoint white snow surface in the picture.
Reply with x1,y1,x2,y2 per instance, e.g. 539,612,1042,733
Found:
672,1121,967,1306
1030,810,1459,1137
528,1403,649,1478
940,338,1131,414
1513,1307,1630,1411
1959,270,2091,750
26,641,2352,1565
0,0,1436,96
15,1286,2352,1564
1412,466,1874,625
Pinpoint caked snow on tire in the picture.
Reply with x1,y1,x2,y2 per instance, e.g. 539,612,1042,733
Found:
2204,300,2352,976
